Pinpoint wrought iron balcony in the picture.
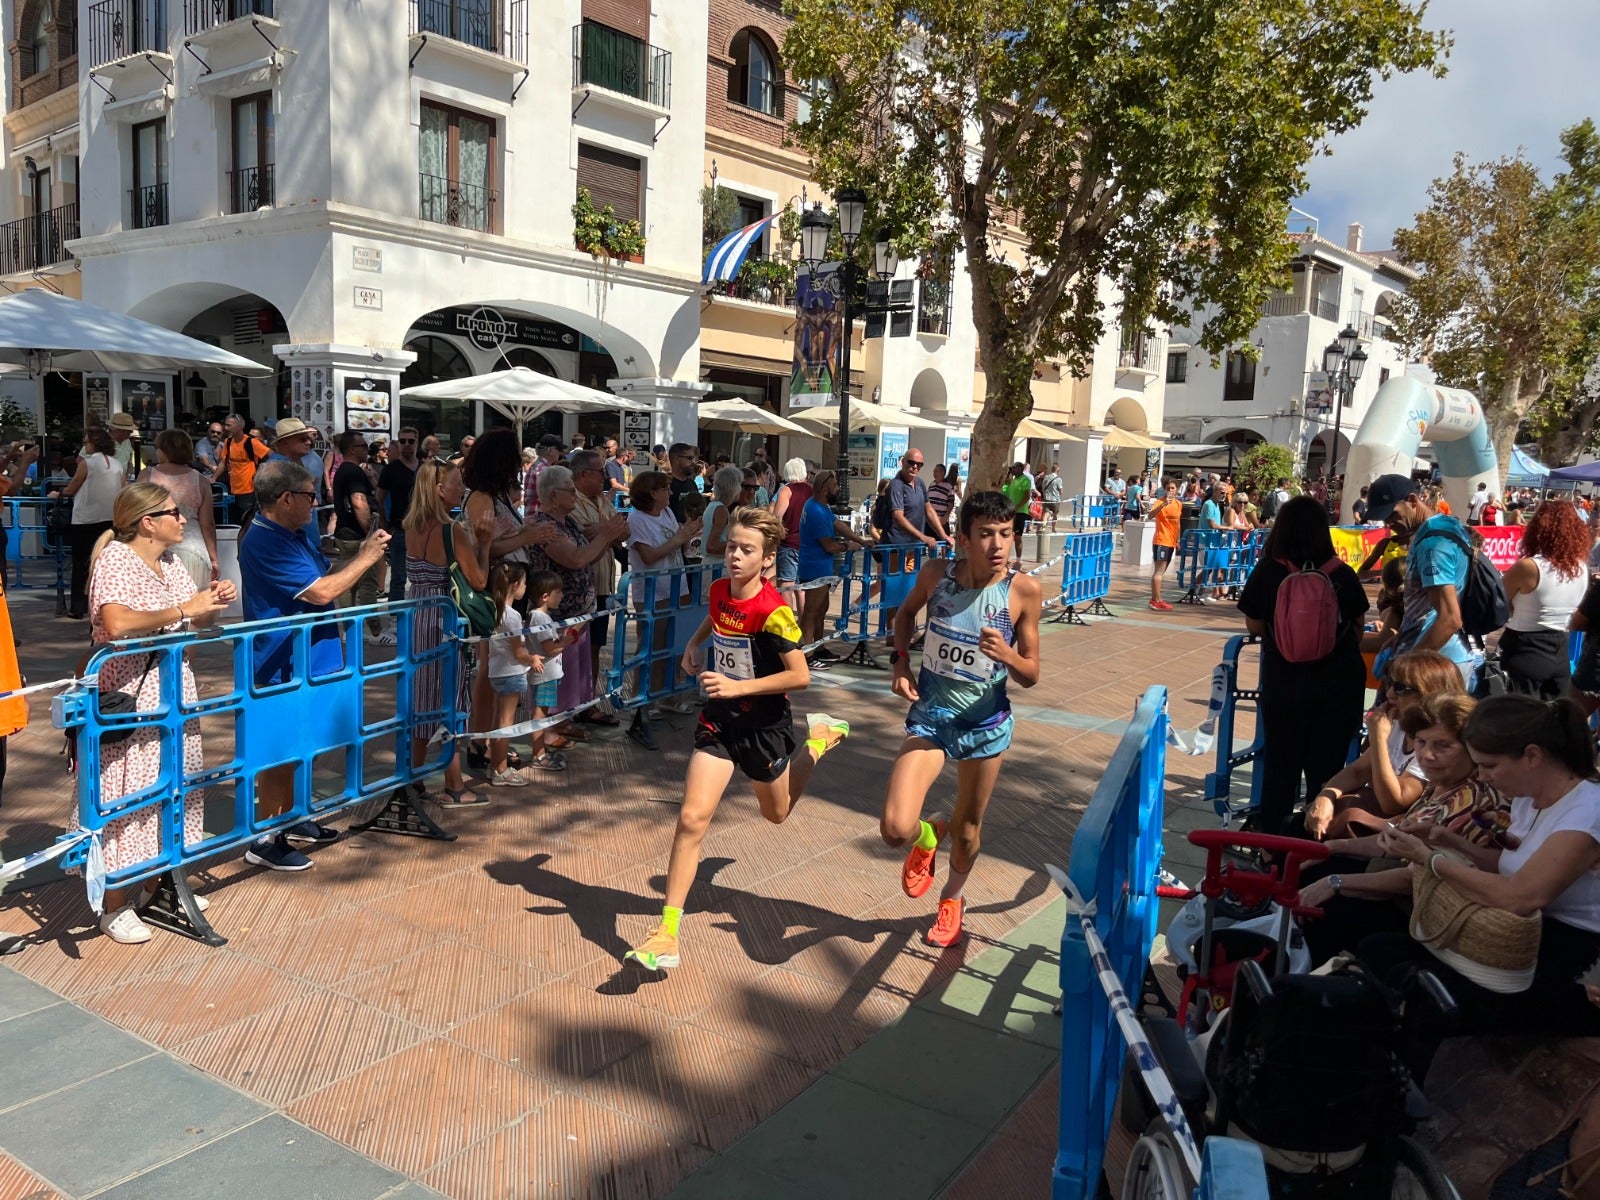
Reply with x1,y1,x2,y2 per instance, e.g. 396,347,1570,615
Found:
1117,332,1159,374
410,0,527,64
88,0,166,68
184,0,274,36
572,20,672,108
419,172,497,234
227,163,274,213
130,182,168,230
0,204,79,274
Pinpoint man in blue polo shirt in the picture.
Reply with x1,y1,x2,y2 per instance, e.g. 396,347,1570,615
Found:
1362,472,1479,690
239,461,391,870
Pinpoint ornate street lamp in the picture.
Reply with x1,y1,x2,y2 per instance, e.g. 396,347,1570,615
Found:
796,189,898,514
1322,323,1368,512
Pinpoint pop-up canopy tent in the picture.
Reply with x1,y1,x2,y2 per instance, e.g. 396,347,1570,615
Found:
1548,459,1600,484
399,366,652,442
1506,446,1550,487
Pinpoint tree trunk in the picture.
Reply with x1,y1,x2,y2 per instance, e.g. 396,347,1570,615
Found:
1487,374,1541,499
968,348,1036,493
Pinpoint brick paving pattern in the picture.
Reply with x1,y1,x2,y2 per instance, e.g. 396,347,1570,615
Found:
0,563,1592,1198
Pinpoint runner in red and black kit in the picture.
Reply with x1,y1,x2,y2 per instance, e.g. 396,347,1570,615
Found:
624,507,849,972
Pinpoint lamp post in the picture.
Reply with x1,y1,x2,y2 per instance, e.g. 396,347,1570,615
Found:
798,190,898,515
1321,322,1368,518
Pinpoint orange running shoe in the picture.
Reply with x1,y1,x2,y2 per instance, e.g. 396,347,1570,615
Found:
901,818,947,898
927,897,965,947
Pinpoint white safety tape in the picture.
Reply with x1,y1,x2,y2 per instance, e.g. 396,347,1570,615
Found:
452,605,609,647
431,696,608,744
0,829,91,884
1048,864,1206,1182
0,674,88,703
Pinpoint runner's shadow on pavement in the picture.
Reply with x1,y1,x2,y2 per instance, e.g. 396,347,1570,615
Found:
484,852,1045,1001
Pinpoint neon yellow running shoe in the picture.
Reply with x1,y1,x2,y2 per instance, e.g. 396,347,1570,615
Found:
805,713,850,759
624,925,680,971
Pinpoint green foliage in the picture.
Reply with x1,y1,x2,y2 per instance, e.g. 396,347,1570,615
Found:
572,187,647,259
738,257,796,295
1235,443,1297,497
700,185,741,250
783,0,1449,486
0,398,36,441
1394,120,1600,476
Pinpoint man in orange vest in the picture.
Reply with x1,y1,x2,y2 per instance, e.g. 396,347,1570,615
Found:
0,576,29,953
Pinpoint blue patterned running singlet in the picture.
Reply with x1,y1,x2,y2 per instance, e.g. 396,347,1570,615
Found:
912,565,1014,729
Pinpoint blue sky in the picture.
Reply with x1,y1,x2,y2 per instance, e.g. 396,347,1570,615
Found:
1296,1,1600,251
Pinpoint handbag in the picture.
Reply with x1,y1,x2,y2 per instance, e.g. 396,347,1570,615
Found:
65,653,158,761
1411,867,1541,994
442,523,498,637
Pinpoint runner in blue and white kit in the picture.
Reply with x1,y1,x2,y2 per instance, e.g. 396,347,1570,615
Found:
880,491,1043,947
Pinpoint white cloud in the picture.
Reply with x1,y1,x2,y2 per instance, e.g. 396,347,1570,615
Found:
1296,0,1600,251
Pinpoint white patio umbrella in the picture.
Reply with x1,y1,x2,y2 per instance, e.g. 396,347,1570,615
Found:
790,398,946,431
697,398,814,436
1100,426,1164,450
1014,417,1084,442
0,289,275,376
400,366,652,441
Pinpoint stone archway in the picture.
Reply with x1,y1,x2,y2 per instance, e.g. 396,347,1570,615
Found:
1106,395,1148,432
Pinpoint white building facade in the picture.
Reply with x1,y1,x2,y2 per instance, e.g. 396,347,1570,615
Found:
1162,221,1417,480
48,0,708,448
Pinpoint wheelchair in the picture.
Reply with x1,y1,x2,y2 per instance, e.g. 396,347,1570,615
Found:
1117,958,1461,1199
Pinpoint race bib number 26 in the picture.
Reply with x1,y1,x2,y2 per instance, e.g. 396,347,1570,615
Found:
710,632,755,680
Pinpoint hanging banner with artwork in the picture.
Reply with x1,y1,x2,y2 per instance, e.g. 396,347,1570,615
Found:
790,266,840,409
879,428,909,480
943,431,971,475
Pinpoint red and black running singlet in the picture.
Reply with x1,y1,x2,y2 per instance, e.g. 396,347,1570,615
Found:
705,577,802,729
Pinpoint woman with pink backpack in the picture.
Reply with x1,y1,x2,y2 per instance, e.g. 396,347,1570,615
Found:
1236,496,1372,834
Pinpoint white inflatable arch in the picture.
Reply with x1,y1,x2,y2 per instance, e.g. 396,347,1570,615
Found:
1340,376,1500,525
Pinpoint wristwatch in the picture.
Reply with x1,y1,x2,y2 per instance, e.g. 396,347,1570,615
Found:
1328,874,1343,895
889,649,904,666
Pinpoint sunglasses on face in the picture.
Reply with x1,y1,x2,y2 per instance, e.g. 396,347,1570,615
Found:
145,507,182,521
905,461,924,470
289,490,317,500
398,438,417,444
1389,683,1417,696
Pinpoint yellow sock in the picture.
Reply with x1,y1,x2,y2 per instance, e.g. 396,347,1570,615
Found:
660,905,682,937
914,820,939,851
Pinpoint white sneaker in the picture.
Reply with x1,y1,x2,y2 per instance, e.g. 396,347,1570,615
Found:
100,904,152,944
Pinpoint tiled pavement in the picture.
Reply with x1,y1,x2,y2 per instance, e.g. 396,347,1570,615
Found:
0,563,1589,1199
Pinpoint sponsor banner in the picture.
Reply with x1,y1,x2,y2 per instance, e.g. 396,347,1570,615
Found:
1331,524,1522,572
879,429,908,480
790,267,841,407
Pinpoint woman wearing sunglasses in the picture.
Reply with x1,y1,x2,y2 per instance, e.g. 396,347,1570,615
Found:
1299,648,1466,840
80,483,234,943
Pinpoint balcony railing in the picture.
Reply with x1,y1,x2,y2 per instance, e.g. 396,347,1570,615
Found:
0,204,79,275
572,20,672,108
410,0,527,64
419,172,497,234
184,0,273,36
1262,291,1343,322
227,163,274,213
1117,333,1159,373
88,0,166,68
129,182,168,230
917,276,951,336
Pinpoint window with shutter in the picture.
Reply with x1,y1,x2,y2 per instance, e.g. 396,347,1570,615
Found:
576,143,642,224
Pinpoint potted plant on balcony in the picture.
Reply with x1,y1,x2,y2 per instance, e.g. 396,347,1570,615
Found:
737,257,795,305
572,188,646,263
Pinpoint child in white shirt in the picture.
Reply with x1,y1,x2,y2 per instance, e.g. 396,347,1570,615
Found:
486,564,543,787
526,569,579,772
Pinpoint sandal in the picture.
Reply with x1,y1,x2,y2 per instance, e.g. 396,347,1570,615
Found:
576,710,620,727
555,723,590,743
438,788,490,807
504,749,525,769
529,751,567,772
544,735,575,751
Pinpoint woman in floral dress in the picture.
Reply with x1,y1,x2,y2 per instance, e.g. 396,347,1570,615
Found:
79,483,234,943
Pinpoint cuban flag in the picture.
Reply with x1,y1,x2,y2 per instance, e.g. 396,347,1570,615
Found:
702,213,781,287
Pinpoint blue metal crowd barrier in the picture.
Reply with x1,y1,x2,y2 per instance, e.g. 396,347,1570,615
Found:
607,562,724,719
1045,530,1115,625
2,496,68,599
1202,635,1265,819
1066,494,1120,531
1054,686,1268,1198
51,598,461,944
827,542,951,664
1173,528,1265,604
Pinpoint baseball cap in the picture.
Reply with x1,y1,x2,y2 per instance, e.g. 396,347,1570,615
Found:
1361,474,1420,525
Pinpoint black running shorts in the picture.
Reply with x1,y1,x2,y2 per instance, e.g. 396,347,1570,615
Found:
694,714,796,783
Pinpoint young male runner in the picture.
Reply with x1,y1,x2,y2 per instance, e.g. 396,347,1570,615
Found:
625,506,849,971
880,490,1042,947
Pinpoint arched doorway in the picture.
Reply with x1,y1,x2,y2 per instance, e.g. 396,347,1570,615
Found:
402,305,619,449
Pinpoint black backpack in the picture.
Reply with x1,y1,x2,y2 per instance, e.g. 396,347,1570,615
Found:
1410,523,1510,638
870,489,894,536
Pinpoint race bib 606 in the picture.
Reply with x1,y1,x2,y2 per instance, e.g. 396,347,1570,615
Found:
923,620,1001,683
